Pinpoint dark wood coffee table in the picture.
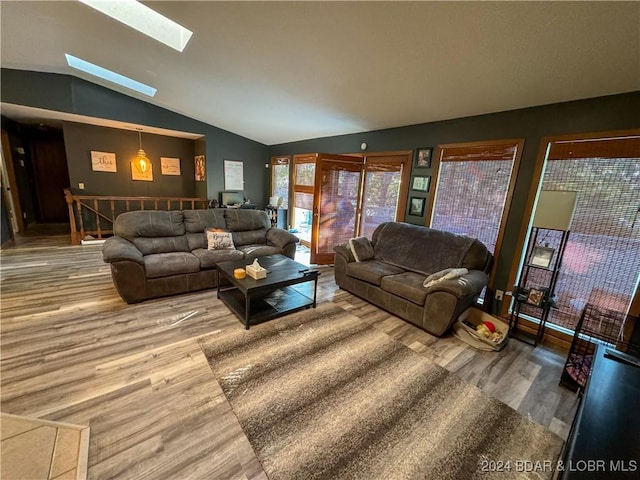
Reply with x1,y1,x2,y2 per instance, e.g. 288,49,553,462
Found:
215,254,319,329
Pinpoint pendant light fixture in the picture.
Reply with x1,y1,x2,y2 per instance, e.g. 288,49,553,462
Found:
136,129,150,173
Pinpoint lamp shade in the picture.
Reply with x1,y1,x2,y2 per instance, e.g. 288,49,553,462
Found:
532,190,578,231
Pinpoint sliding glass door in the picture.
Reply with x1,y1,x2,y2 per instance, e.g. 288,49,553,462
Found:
292,151,411,265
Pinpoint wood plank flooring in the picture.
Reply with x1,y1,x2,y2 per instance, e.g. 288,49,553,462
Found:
0,235,579,479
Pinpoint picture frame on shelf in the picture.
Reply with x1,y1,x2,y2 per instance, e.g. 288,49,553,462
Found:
409,196,426,216
526,287,548,307
414,147,432,169
530,245,555,268
412,176,431,192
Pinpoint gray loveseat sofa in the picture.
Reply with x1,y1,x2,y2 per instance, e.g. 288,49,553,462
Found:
334,222,492,336
102,208,298,303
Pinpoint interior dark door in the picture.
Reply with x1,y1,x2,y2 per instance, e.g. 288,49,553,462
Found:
31,131,70,223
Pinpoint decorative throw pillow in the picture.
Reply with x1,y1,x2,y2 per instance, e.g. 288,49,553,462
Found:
348,237,374,262
207,231,235,251
423,268,468,288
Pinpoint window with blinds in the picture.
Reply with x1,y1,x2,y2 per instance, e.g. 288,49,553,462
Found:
360,163,403,238
535,135,640,331
430,141,520,255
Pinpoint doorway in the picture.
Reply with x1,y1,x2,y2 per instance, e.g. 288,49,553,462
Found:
291,151,411,265
1,123,71,236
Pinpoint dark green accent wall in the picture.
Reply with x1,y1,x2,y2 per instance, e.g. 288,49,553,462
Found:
63,122,196,197
1,68,269,207
269,91,640,308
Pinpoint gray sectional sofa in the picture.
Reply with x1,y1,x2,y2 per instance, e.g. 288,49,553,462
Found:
334,222,492,336
102,208,298,303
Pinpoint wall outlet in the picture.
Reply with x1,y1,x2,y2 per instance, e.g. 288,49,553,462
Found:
78,182,85,190
495,289,504,301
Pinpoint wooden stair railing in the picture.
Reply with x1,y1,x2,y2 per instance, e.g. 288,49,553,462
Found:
64,189,208,245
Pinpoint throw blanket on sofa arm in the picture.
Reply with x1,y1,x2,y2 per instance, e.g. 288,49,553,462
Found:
423,270,489,298
423,268,469,288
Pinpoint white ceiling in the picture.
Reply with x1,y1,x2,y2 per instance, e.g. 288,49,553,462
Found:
1,1,639,145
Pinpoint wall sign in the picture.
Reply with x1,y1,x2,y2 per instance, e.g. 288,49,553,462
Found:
161,157,181,175
224,160,244,190
90,151,117,172
131,159,153,181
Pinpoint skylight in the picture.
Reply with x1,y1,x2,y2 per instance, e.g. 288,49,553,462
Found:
65,54,157,97
78,0,193,52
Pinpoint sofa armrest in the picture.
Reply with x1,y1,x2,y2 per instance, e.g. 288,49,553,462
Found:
266,228,299,249
424,270,488,298
102,236,144,265
334,244,355,263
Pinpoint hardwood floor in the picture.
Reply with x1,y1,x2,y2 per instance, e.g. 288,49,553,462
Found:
0,235,579,479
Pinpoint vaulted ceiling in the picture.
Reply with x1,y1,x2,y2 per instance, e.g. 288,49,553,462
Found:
1,1,639,145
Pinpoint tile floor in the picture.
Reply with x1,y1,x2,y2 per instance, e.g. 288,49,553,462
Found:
1,413,89,480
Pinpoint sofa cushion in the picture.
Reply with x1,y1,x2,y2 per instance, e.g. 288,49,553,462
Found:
371,222,488,274
225,209,271,232
183,209,227,233
114,210,189,255
381,272,429,306
237,244,282,261
346,260,405,286
349,237,374,262
207,231,235,250
186,232,207,251
133,236,190,255
144,252,201,279
115,210,185,238
232,229,268,247
192,248,244,269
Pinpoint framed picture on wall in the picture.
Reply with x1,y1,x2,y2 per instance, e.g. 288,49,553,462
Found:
414,147,432,169
194,155,206,181
224,160,244,190
409,196,426,216
131,159,153,181
161,157,181,176
90,151,117,172
412,176,431,192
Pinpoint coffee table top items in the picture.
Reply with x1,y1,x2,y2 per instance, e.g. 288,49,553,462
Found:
217,254,316,287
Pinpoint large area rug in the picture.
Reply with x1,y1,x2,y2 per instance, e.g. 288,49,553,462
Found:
201,303,563,480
